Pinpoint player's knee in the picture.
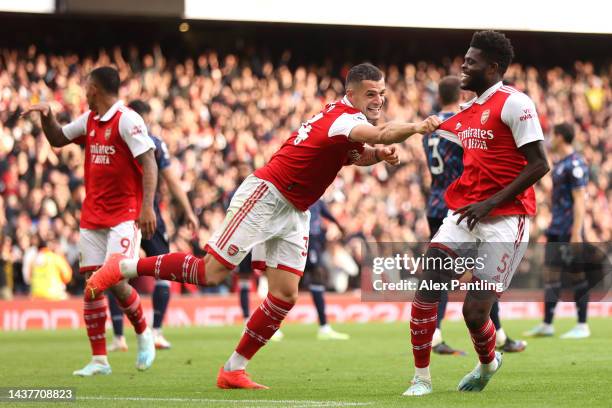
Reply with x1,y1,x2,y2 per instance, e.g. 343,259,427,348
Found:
270,288,298,304
462,303,489,328
109,280,131,300
416,247,454,302
203,254,232,285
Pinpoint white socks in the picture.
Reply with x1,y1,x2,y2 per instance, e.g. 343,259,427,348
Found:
119,258,138,279
92,355,109,366
496,328,507,346
319,324,332,333
224,351,249,371
415,366,431,379
431,328,443,347
480,357,499,374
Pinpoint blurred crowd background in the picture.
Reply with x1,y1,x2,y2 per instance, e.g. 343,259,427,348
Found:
0,41,610,298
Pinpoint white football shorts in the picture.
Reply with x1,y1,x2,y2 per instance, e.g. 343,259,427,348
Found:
206,175,310,276
430,210,529,291
79,220,141,274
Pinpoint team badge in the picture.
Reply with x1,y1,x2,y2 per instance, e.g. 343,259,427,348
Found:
455,122,462,130
228,244,239,256
104,128,112,141
481,109,490,125
89,130,95,137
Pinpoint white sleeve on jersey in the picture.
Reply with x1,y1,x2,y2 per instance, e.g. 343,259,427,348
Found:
61,111,90,141
501,92,544,148
328,112,372,138
118,109,155,158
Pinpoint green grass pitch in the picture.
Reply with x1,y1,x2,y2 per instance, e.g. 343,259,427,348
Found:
1,317,611,407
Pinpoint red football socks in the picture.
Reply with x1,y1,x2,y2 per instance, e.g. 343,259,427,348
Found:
84,293,107,356
469,319,496,364
117,287,147,335
137,253,206,285
410,297,439,368
235,293,294,359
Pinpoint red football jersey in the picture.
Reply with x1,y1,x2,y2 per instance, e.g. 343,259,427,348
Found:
62,101,155,229
437,82,544,216
254,96,369,211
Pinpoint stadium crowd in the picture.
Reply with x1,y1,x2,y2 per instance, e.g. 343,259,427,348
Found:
0,45,610,297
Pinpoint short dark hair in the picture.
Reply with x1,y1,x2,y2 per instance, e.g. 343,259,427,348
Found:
128,99,151,116
345,63,384,88
553,122,574,144
89,66,120,95
470,30,515,75
438,76,461,106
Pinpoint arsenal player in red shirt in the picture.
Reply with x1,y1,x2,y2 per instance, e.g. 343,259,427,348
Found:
404,31,550,396
88,62,441,389
22,67,159,377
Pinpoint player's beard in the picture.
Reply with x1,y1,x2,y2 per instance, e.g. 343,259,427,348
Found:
462,73,488,95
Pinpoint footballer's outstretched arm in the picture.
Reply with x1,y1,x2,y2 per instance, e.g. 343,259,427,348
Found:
349,116,441,145
21,103,72,147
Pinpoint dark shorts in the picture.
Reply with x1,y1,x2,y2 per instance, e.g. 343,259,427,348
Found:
141,217,170,257
427,217,445,240
544,233,588,277
238,252,252,274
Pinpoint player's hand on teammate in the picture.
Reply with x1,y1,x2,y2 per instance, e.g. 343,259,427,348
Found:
377,146,400,165
138,206,157,240
21,102,53,118
453,199,497,231
417,115,442,134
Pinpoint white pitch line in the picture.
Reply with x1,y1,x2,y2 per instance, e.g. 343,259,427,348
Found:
79,396,372,407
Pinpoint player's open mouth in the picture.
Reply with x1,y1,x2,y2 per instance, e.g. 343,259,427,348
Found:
367,107,381,114
461,73,470,81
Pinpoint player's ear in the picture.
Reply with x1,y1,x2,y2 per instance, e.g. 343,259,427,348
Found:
488,61,500,76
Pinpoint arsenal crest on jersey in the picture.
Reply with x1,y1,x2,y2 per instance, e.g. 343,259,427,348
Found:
104,128,112,141
481,109,490,125
228,244,239,256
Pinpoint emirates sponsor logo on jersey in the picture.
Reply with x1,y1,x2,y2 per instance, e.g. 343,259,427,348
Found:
457,127,494,150
481,109,490,125
89,143,116,164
